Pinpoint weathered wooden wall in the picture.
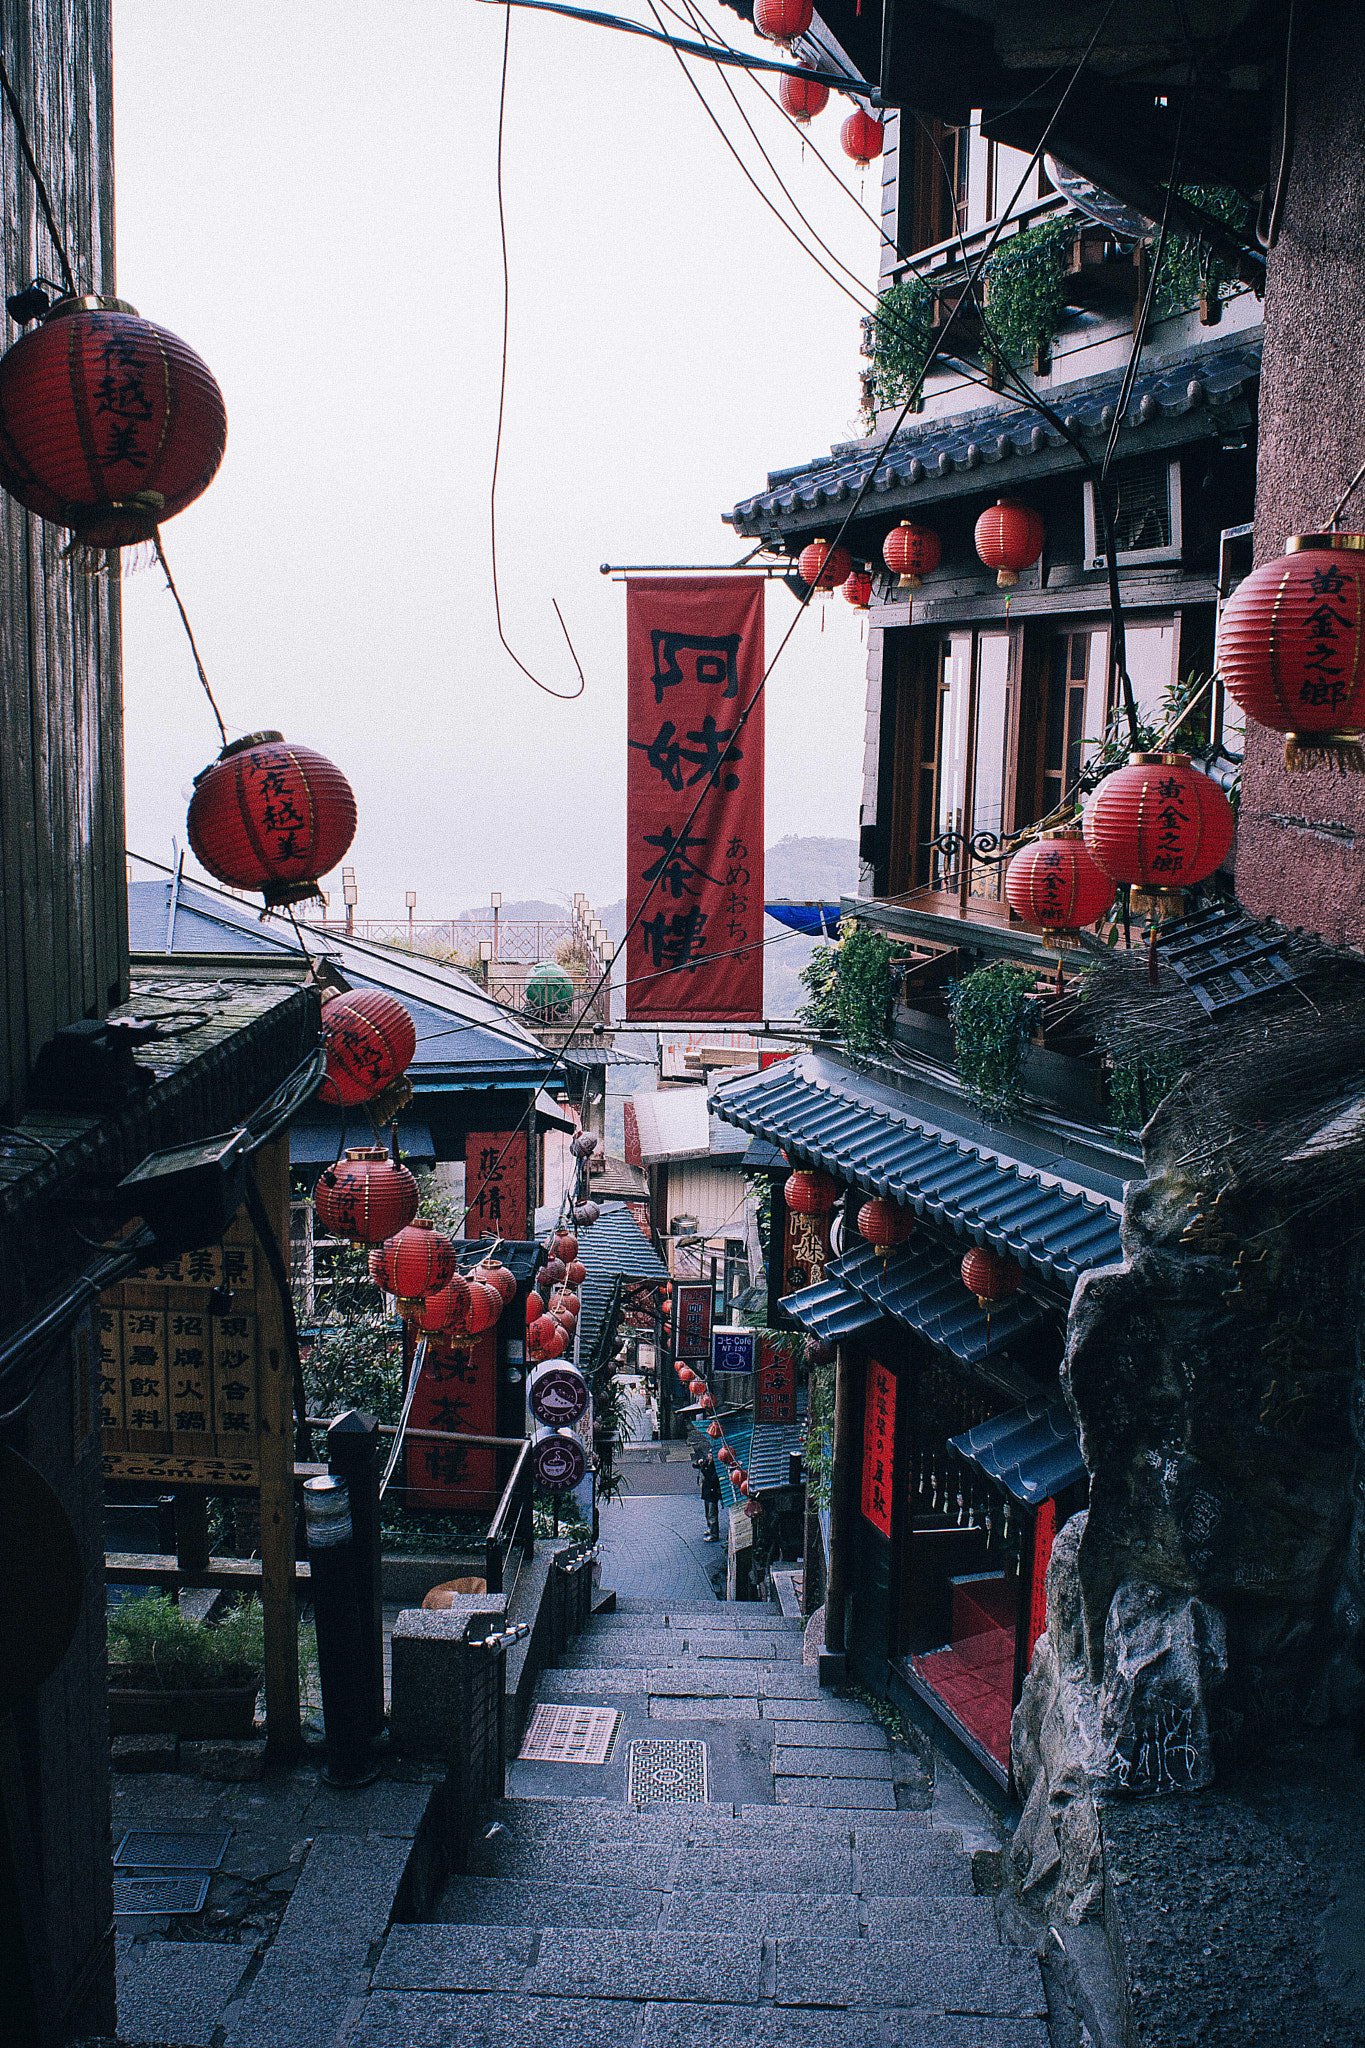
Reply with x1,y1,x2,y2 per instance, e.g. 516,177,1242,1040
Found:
0,0,125,1123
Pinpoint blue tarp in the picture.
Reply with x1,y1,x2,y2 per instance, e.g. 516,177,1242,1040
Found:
765,901,843,938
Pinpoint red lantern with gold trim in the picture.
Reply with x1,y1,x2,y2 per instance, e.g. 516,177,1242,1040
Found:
753,0,812,40
313,1147,418,1245
414,1273,472,1336
0,295,226,553
842,567,873,610
784,1170,839,1217
1216,531,1365,770
798,537,852,593
1082,753,1234,889
961,1245,1023,1308
1005,829,1115,930
974,499,1045,588
779,64,828,121
857,1197,914,1256
319,989,417,1108
188,732,357,908
882,521,941,591
841,107,884,165
462,1282,503,1336
379,1219,457,1312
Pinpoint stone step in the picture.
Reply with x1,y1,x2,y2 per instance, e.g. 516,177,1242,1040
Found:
766,1721,889,1750
776,1779,899,1810
772,1746,895,1780
436,1878,667,1929
489,1799,865,1847
552,1641,803,1670
587,1609,801,1633
773,1935,1046,2019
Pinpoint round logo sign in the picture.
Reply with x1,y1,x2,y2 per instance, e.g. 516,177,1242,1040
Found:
532,1429,588,1493
529,1363,588,1425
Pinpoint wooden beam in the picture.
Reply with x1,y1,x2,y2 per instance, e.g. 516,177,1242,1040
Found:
105,1552,311,1589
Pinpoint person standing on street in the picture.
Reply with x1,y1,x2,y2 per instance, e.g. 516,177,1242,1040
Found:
698,1450,722,1542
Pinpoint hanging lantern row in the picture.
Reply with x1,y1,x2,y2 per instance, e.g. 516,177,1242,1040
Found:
974,499,1046,588
799,509,1049,609
1217,531,1365,771
314,1146,418,1245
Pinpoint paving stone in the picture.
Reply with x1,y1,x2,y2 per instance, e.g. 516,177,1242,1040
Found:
777,1777,898,1809
577,1628,677,1655
528,1930,762,2003
117,1940,249,2045
672,1843,853,1891
773,1746,896,1780
775,1936,1047,2017
533,1667,647,1694
467,1838,677,1886
758,1670,827,1697
663,1889,861,1936
276,1832,413,1945
373,1925,539,1991
112,1733,179,1774
354,1991,642,2048
435,1877,667,1928
556,1647,683,1669
647,1670,770,1697
224,1949,371,2048
664,1612,800,1632
303,1779,433,1837
757,1696,875,1722
863,1897,1002,1944
689,1637,802,1661
648,1695,760,1720
767,1720,888,1750
857,1841,976,1896
112,1771,226,1822
181,1738,267,1782
641,2005,1050,2048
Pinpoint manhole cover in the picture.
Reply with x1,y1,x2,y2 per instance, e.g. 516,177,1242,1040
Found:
627,1738,708,1802
519,1704,620,1764
114,1873,211,1917
113,1829,231,1871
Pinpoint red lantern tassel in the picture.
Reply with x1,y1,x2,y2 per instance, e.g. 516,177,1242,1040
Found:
1284,732,1365,774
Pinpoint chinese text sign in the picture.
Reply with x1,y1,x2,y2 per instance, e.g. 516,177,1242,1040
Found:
860,1358,895,1539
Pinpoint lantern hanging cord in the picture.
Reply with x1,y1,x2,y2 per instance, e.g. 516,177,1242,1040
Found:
1325,450,1365,531
0,41,77,301
153,534,229,750
489,2,586,701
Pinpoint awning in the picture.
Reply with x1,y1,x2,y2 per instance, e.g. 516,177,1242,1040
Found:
828,1241,1047,1368
949,1398,1086,1509
291,1121,435,1173
535,1090,577,1134
712,1055,1124,1288
765,901,843,939
688,1405,807,1506
780,1273,883,1341
574,1201,671,1371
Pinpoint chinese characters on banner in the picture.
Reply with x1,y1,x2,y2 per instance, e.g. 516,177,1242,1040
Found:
464,1129,529,1240
406,1330,499,1512
673,1281,713,1361
755,1339,797,1423
782,1206,828,1295
860,1358,896,1539
625,578,765,1022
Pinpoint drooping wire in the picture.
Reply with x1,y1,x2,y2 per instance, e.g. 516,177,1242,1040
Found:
490,2,587,701
0,38,77,300
153,533,229,750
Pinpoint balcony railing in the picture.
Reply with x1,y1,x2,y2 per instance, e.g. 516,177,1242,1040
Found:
305,907,614,1030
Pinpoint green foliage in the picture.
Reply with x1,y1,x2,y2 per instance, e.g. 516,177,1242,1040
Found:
745,1170,773,1260
948,963,1040,1122
983,217,1073,370
108,1594,265,1688
798,928,892,1053
801,1350,836,1512
1080,672,1239,809
1107,1045,1184,1141
797,941,841,1031
1153,186,1254,314
862,275,935,415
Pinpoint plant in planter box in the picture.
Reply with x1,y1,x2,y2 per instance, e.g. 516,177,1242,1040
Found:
948,962,1041,1122
108,1594,265,1737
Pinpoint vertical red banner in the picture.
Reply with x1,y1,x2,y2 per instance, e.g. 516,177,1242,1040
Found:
860,1357,895,1538
625,578,765,1022
755,1338,796,1423
673,1281,713,1360
407,1332,498,1511
465,1129,529,1240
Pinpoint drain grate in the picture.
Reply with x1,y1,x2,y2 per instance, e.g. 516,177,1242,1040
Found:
113,1829,231,1871
627,1738,708,1803
519,1704,620,1765
114,1873,212,1917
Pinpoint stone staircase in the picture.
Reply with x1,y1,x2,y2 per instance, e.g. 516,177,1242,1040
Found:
355,1600,1049,2047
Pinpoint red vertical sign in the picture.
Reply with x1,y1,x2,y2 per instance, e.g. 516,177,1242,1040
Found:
465,1129,528,1240
407,1332,498,1511
673,1281,713,1360
860,1358,895,1538
625,578,765,1022
755,1338,796,1423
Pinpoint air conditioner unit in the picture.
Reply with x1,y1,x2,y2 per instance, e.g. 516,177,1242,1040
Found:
1083,453,1182,571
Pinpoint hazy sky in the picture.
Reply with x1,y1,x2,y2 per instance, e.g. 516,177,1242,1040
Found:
113,0,877,919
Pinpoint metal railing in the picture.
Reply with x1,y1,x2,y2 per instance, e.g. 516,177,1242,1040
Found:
485,1436,535,1595
304,908,614,1027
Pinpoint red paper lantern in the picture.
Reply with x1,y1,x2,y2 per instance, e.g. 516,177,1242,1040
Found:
798,537,853,593
566,1259,587,1288
842,568,873,610
882,521,942,591
541,1256,567,1289
779,65,829,122
379,1219,456,1310
474,1261,517,1304
0,296,226,552
961,1245,1023,1307
784,1170,839,1215
974,499,1045,588
1082,753,1234,890
1005,830,1115,931
840,108,884,165
525,1290,544,1324
857,1197,914,1255
188,733,357,907
557,1291,581,1320
529,1314,560,1354
463,1282,503,1336
414,1274,472,1335
707,1420,722,1439
718,1446,737,1466
319,988,417,1107
753,0,812,41
367,1246,388,1290
540,1324,568,1359
313,1147,418,1245
1216,532,1365,769
553,1231,579,1262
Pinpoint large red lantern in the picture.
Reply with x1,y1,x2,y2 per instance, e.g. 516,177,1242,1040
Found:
961,1245,1023,1308
462,1282,504,1336
1005,830,1114,931
187,733,357,907
784,1170,839,1215
319,989,417,1107
841,108,884,165
0,296,226,554
313,1147,418,1244
842,568,873,610
1082,753,1234,890
882,521,941,591
1217,532,1365,770
414,1274,472,1336
779,65,829,122
974,500,1045,588
753,0,812,41
378,1219,457,1311
798,537,852,593
857,1197,914,1256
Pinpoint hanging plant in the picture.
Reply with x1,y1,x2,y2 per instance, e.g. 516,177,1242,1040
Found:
861,275,935,418
798,926,892,1051
1106,1045,1184,1141
948,962,1040,1121
982,217,1073,372
1153,185,1255,316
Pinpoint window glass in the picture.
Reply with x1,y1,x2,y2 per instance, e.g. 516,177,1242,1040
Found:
1123,619,1178,728
972,634,1011,838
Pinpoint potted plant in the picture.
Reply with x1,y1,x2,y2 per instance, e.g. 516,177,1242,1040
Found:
107,1593,265,1738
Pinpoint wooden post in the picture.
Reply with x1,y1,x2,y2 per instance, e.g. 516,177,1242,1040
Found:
251,1136,301,1758
173,1493,210,1579
822,1341,857,1676
327,1411,384,1740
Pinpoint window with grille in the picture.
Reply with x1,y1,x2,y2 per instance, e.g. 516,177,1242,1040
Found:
1085,455,1181,565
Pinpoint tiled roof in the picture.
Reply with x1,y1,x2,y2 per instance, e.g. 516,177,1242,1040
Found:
778,1273,882,1341
949,1396,1086,1509
832,1241,1046,1364
688,1405,808,1505
713,1055,1123,1289
727,342,1260,537
574,1201,670,1371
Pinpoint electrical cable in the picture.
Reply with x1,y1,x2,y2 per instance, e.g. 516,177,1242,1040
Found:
380,1336,428,1500
0,36,77,299
153,535,231,749
490,3,587,701
1256,0,1297,253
